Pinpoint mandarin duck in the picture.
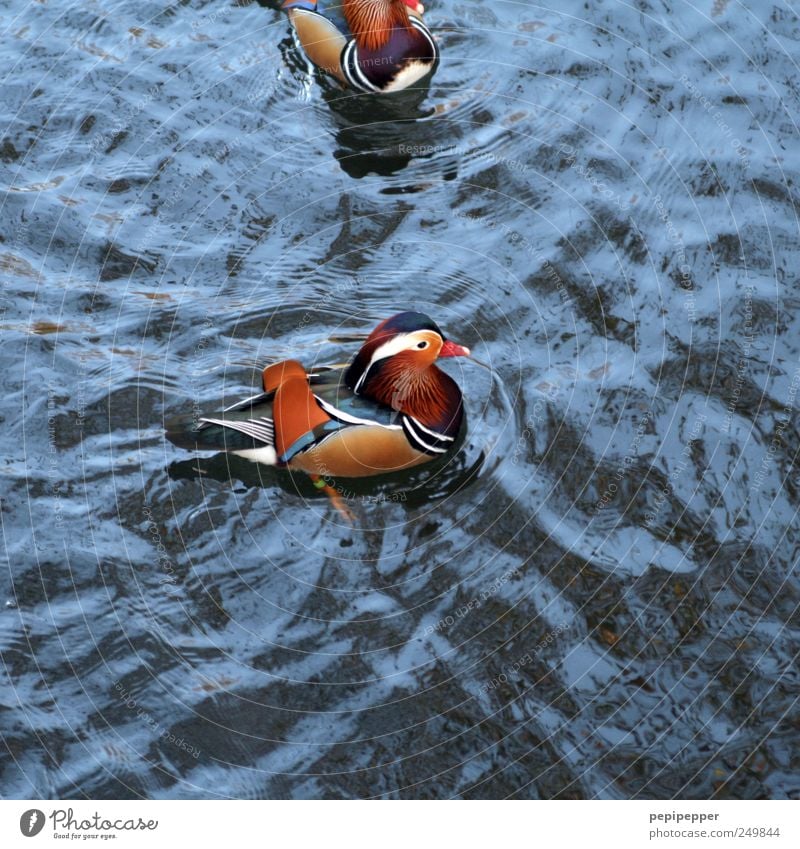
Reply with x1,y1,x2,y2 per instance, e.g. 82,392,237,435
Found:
281,0,438,93
166,312,469,509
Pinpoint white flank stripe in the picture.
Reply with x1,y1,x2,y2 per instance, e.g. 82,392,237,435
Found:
408,416,454,442
316,396,403,430
403,417,448,454
343,41,380,92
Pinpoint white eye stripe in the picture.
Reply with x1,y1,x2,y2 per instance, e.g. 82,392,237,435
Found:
371,331,432,360
354,331,436,394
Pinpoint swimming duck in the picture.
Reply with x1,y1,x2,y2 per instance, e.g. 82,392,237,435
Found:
166,312,469,501
281,0,438,93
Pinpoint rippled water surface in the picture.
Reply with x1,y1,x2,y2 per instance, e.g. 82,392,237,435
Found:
2,0,800,799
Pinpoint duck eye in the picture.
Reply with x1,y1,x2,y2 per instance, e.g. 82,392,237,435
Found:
417,341,428,349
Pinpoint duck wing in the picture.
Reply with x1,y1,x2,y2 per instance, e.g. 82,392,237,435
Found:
283,1,348,82
164,365,396,458
164,390,277,453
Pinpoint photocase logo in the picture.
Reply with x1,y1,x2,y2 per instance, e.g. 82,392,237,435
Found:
19,809,45,837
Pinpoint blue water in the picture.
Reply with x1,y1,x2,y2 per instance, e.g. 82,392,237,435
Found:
1,0,799,798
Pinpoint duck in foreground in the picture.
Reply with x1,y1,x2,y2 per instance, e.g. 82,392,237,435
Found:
281,0,438,93
166,312,469,511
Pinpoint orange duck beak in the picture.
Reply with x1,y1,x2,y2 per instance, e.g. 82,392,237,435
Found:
439,339,470,358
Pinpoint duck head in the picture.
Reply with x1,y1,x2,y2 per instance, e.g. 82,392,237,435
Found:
345,311,470,434
343,0,415,52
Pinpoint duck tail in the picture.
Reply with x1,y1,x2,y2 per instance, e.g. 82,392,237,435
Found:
164,416,235,452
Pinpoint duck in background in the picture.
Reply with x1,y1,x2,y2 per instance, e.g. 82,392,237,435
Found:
165,312,469,515
281,0,438,93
